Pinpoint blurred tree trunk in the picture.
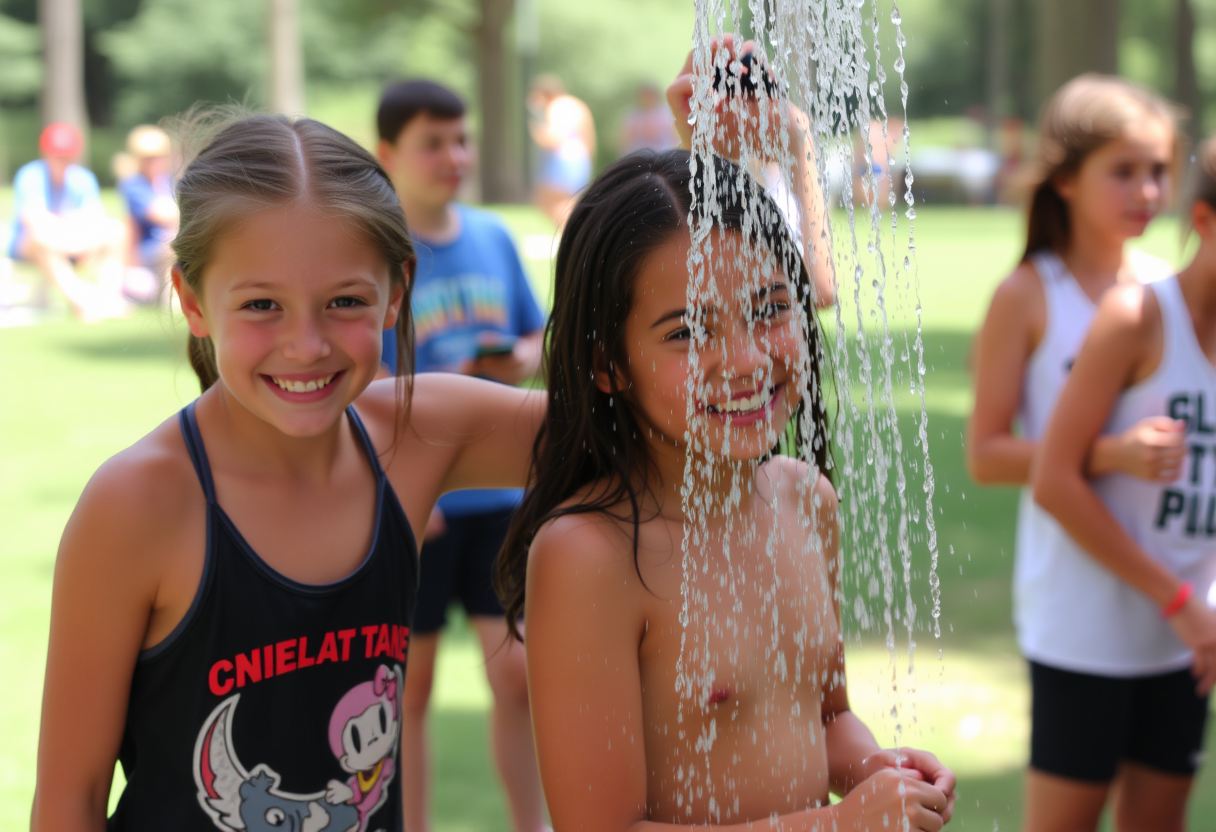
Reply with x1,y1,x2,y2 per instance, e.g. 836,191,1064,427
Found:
1176,0,1199,139
40,0,88,138
986,0,1010,149
477,0,524,203
1035,0,1119,107
268,0,305,116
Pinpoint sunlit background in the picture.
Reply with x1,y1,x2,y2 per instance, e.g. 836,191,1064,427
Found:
2,0,1216,829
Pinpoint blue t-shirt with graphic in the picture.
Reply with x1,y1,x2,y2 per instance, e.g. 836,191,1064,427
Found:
383,205,544,516
9,159,104,258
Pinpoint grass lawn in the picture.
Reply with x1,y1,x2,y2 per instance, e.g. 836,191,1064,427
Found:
1,204,1213,831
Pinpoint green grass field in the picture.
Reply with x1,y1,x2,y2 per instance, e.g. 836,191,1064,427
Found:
1,205,1213,831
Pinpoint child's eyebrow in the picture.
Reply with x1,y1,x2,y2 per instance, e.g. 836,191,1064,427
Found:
230,276,378,292
754,281,789,299
651,308,688,328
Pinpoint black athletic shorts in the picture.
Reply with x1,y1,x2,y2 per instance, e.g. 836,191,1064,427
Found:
1029,660,1211,782
413,506,514,634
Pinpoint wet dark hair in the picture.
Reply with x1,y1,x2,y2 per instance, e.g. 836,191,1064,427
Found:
496,149,830,638
171,113,415,394
1023,74,1179,261
377,79,466,145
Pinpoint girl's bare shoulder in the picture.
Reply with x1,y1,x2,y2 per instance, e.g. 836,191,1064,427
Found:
1097,279,1158,326
762,455,839,513
987,260,1046,321
65,413,202,567
531,484,639,568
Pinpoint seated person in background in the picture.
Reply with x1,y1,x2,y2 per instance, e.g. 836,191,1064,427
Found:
375,78,549,832
9,122,129,321
117,125,178,304
528,75,595,229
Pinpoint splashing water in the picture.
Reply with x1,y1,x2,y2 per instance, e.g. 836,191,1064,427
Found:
672,0,939,820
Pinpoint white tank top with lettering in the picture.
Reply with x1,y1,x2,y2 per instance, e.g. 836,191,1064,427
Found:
1083,275,1216,674
1014,250,1174,674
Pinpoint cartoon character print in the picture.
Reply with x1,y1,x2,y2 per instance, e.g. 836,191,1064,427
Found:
193,666,401,832
324,665,401,830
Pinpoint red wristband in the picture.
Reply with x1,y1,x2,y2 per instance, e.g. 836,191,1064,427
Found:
1161,582,1193,619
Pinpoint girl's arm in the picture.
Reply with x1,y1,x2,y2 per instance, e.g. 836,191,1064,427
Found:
788,112,835,309
966,265,1041,485
525,492,949,832
665,42,833,308
367,373,545,494
32,451,181,831
1034,286,1216,692
969,265,1185,486
813,476,956,821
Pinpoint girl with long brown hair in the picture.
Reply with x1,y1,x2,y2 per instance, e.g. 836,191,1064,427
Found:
966,75,1188,829
496,148,955,832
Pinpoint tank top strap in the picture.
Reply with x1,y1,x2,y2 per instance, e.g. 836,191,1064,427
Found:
1151,275,1192,364
346,405,386,480
178,402,217,504
1030,250,1065,288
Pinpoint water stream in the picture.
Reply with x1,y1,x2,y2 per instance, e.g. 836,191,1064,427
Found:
674,0,939,820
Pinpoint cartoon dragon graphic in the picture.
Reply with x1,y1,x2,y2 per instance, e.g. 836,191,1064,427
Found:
193,695,360,832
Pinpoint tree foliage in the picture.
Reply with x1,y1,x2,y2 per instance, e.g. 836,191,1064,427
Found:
0,12,40,102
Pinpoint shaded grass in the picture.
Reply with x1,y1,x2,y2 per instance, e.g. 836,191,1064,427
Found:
2,205,1214,830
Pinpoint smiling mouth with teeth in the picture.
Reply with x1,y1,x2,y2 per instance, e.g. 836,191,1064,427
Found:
269,373,337,393
706,385,776,415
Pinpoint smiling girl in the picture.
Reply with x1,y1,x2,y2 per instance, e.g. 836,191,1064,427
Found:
496,150,955,832
31,114,543,832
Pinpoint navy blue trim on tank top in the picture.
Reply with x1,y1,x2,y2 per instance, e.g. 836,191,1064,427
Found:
140,403,401,662
138,409,219,662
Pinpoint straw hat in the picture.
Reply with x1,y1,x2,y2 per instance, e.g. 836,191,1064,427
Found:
126,125,171,159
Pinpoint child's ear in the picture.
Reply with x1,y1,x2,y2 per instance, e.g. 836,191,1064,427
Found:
592,346,621,395
376,139,396,172
1192,200,1216,240
383,262,411,331
173,266,209,338
1052,170,1075,203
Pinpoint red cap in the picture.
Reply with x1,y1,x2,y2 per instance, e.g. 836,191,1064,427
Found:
39,122,84,159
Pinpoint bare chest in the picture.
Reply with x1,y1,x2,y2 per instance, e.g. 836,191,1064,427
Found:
633,536,839,821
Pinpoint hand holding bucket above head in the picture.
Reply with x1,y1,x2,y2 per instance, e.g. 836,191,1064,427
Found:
666,35,803,165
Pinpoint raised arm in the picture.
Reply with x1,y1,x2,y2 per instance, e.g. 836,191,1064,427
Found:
789,115,835,309
666,40,833,308
1033,285,1216,692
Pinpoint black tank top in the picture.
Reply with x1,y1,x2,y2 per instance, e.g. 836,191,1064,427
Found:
109,403,418,832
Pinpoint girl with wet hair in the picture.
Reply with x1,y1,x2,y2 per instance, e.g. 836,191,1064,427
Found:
1033,137,1216,831
496,149,955,832
32,113,544,832
966,74,1192,829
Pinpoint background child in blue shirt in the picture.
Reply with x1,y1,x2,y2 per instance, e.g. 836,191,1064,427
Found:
117,125,179,302
376,79,547,832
